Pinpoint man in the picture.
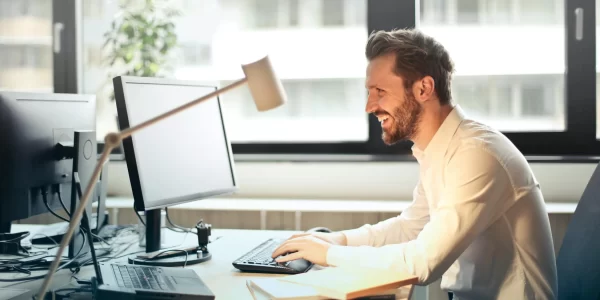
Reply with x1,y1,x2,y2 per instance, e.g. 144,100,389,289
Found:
272,28,558,299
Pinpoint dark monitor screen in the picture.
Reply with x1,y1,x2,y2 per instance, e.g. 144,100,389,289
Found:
0,92,96,230
113,76,237,211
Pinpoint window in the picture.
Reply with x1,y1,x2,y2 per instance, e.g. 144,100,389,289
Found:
520,0,560,24
521,85,550,117
323,0,345,26
484,0,511,24
0,0,52,92
420,0,447,24
456,0,479,24
289,0,299,26
180,44,211,66
67,1,599,157
454,83,489,117
81,0,368,146
418,0,566,132
82,0,104,19
253,0,279,28
495,86,513,117
86,46,103,67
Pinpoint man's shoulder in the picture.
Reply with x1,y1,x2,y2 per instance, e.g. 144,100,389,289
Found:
447,119,524,163
453,119,515,150
446,118,530,173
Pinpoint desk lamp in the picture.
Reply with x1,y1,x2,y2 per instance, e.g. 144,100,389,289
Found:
36,56,286,300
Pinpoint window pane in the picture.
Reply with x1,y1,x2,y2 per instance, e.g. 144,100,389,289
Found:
457,0,479,24
521,85,551,117
323,0,345,26
495,86,513,116
419,0,565,132
253,0,279,28
0,0,53,92
82,0,368,143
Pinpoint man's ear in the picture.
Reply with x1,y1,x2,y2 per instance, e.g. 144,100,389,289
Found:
412,76,435,103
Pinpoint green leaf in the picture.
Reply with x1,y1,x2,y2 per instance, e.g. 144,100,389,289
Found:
149,62,159,74
124,51,134,63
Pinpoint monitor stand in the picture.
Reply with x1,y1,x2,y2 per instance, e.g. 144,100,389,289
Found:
0,221,10,234
127,208,211,267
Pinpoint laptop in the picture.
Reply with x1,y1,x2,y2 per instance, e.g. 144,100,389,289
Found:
79,211,215,299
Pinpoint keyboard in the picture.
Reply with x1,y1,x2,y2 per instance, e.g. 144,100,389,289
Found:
112,264,175,291
232,238,313,274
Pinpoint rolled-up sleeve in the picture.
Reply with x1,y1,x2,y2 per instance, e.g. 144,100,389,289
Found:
326,147,513,284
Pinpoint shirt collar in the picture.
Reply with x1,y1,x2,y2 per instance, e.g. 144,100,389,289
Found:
412,105,466,163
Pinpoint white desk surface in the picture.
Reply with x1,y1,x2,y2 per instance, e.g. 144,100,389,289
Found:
1,225,412,299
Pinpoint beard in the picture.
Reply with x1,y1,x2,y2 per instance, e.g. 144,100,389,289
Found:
381,91,422,145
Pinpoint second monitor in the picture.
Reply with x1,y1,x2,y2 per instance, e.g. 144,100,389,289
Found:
113,76,237,266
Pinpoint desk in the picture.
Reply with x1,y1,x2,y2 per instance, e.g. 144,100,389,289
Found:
1,225,412,299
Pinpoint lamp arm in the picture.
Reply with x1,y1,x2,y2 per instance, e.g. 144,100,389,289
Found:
120,77,248,140
35,145,112,300
35,77,249,300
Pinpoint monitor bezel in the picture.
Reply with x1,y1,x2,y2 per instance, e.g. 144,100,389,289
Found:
113,76,238,212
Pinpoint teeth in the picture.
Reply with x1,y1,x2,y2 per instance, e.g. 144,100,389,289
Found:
378,117,389,123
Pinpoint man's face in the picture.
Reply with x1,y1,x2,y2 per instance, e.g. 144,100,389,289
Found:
365,54,422,145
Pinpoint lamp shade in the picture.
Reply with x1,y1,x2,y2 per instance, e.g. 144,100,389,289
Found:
241,56,287,111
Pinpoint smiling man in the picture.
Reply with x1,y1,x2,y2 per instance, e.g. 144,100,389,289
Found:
272,29,558,300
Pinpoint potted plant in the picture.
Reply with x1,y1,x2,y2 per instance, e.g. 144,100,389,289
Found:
97,0,180,153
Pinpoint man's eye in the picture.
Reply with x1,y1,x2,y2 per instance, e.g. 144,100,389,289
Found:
377,88,384,93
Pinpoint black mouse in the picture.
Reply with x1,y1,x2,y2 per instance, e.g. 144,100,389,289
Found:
306,226,332,233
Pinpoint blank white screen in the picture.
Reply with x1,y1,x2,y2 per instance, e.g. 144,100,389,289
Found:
123,81,235,209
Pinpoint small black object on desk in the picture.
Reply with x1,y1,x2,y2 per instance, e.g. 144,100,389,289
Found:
196,219,211,254
127,218,213,267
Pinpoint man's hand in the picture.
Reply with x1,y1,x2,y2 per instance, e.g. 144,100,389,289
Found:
271,235,333,266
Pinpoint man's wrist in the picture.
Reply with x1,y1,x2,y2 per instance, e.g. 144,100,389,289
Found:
334,232,348,246
339,227,370,246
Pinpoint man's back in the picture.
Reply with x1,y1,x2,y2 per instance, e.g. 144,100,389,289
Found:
438,114,558,299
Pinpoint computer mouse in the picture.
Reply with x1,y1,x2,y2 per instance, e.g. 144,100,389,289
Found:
306,226,332,233
275,251,313,273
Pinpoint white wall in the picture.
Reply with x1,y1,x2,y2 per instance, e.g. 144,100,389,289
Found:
107,160,596,203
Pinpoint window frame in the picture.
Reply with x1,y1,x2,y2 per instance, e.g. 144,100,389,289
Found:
65,0,599,161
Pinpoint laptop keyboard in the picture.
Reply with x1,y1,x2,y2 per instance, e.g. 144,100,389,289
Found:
112,264,174,290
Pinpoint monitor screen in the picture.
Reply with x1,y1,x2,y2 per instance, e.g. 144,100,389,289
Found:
114,77,237,211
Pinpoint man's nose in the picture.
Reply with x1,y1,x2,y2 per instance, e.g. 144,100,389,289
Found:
365,96,378,114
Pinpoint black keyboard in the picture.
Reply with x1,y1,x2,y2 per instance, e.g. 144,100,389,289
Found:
112,264,175,290
232,238,313,274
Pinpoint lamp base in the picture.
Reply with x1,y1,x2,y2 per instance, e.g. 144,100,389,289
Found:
127,250,211,267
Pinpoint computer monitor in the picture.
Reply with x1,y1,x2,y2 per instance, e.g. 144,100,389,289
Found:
0,91,97,260
113,76,237,266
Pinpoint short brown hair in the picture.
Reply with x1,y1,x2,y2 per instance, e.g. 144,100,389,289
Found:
366,28,454,105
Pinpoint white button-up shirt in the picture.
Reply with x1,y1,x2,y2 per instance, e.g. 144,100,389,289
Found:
327,105,557,300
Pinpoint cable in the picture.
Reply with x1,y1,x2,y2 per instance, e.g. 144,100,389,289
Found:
165,207,197,235
0,249,87,282
133,203,146,227
150,249,189,267
29,232,60,250
0,231,31,256
56,185,71,218
41,187,69,223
